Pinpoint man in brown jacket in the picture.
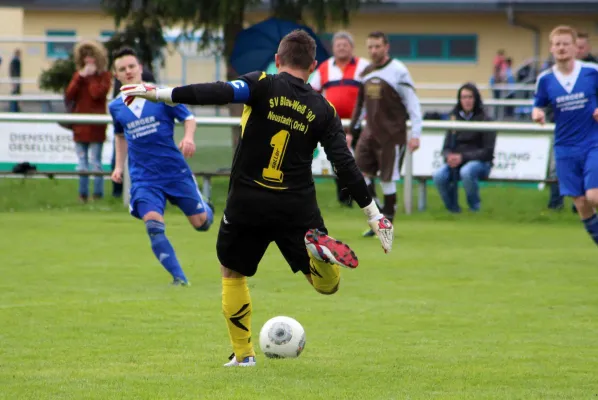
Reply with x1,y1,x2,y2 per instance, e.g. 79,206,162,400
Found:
65,40,112,202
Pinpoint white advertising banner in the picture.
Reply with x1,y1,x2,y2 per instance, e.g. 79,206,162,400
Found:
0,122,114,172
311,143,335,175
312,134,552,181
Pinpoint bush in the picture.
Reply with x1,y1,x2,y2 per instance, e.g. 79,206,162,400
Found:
38,54,76,94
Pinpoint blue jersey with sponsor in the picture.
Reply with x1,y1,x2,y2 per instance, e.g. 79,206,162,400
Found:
109,96,194,183
534,61,598,157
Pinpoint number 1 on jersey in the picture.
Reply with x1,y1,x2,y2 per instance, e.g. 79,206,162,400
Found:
262,130,290,183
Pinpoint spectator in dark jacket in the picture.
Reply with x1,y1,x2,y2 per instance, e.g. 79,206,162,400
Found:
576,32,598,63
433,83,496,213
9,49,21,112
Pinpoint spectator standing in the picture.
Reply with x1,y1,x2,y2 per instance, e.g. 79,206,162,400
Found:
9,49,21,112
65,40,112,203
491,49,507,99
433,83,496,213
309,31,369,207
502,58,517,118
576,32,598,63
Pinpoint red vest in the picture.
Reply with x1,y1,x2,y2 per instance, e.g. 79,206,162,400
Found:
319,58,362,119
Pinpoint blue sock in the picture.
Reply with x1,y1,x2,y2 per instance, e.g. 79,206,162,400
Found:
145,220,188,282
195,202,214,232
582,214,598,246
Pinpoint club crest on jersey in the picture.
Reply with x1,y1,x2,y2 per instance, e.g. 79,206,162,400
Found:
365,81,382,99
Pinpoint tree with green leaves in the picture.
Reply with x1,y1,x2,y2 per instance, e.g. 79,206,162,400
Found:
270,0,366,34
156,0,375,145
101,0,169,73
38,54,77,93
38,2,166,93
168,0,374,78
41,0,374,92
40,0,374,146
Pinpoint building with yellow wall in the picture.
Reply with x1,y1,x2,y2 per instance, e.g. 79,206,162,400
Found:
0,0,597,99
248,1,598,98
0,3,224,95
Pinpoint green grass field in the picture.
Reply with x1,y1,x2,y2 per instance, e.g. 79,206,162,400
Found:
0,178,597,399
181,126,234,172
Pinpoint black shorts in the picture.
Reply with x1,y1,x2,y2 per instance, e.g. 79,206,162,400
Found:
216,216,327,277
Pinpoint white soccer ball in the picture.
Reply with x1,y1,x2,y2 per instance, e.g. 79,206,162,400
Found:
259,316,306,359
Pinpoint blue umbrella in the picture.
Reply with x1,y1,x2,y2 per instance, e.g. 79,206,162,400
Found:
230,17,331,76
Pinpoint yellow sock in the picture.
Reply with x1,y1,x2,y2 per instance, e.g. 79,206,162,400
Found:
308,253,341,294
222,277,254,360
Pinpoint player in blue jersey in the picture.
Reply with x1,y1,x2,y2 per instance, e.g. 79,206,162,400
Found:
533,25,598,246
109,47,214,285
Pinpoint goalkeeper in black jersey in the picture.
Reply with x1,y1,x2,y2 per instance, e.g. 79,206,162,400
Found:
121,29,394,367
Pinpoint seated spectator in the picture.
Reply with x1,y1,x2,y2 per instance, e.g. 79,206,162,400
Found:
433,83,497,213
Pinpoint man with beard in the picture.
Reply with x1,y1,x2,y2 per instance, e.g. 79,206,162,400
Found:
350,31,423,237
533,25,598,247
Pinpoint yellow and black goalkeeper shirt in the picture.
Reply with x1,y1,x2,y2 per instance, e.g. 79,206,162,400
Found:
171,71,371,226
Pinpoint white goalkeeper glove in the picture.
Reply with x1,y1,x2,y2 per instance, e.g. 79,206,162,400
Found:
120,84,176,106
362,200,394,253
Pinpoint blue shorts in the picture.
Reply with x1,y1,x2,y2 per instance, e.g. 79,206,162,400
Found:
556,146,598,197
129,176,208,219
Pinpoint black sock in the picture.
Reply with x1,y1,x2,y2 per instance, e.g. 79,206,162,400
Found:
367,182,382,208
382,193,397,222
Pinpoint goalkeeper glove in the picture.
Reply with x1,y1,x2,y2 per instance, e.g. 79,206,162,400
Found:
120,84,176,106
361,200,394,253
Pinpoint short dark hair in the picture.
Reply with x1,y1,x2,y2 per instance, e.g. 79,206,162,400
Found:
112,47,139,62
277,29,316,70
368,31,388,45
577,31,590,40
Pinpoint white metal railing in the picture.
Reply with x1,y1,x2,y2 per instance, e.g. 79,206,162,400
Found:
0,36,111,43
416,82,536,92
0,78,39,85
0,112,553,130
0,94,63,101
5,79,537,91
0,113,555,214
1,34,540,93
0,112,553,129
421,98,533,107
1,94,536,108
